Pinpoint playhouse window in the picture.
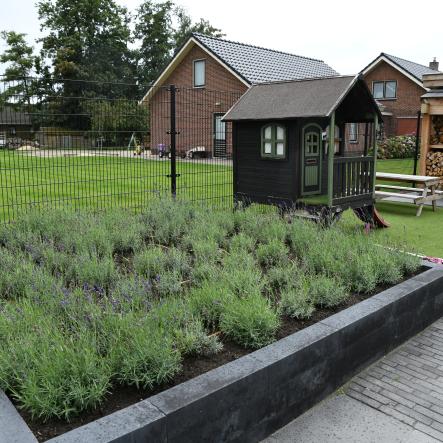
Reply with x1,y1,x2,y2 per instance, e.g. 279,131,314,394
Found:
261,124,286,158
193,60,206,87
349,123,358,142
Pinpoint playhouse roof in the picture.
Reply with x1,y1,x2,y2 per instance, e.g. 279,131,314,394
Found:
224,75,371,121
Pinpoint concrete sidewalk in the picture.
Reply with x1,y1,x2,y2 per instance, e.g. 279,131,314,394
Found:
263,394,436,443
264,317,443,443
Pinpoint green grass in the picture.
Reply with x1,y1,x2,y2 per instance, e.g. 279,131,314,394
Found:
340,202,443,258
376,158,414,175
0,150,232,220
0,201,420,421
0,152,438,256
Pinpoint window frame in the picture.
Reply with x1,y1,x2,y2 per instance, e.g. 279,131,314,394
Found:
193,59,206,88
372,80,397,100
384,80,397,99
349,123,358,143
261,123,287,159
372,81,385,99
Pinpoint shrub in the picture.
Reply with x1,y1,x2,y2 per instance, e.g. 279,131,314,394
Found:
0,249,57,300
189,238,220,265
153,271,183,298
308,274,349,308
220,293,279,348
65,253,117,290
147,298,222,357
280,282,315,320
133,246,166,279
264,262,301,295
376,135,416,159
165,247,191,276
188,282,232,328
219,260,263,297
256,239,289,268
0,303,111,420
108,314,181,389
189,261,219,286
229,233,255,254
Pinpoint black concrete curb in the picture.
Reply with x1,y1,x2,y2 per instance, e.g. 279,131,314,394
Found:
2,265,443,443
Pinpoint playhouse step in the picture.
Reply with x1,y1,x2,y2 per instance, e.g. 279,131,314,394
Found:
291,210,321,221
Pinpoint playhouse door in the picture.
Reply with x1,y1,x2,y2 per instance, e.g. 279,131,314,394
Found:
301,125,322,195
213,113,227,158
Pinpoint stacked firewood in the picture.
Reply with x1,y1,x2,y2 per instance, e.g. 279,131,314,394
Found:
426,151,443,177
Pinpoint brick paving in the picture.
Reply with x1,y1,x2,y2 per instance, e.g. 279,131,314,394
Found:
347,318,443,442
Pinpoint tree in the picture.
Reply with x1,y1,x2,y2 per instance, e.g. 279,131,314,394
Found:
37,0,135,85
134,1,174,87
173,8,224,50
0,31,38,105
134,1,224,86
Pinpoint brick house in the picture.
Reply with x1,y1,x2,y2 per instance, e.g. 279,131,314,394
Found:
359,53,440,139
142,33,337,158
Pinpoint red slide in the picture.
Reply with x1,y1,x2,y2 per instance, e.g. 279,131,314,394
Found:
353,206,390,229
372,207,390,228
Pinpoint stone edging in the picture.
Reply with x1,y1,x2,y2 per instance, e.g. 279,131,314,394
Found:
1,264,442,443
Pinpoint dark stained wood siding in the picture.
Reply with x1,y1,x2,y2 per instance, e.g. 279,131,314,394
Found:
233,120,299,203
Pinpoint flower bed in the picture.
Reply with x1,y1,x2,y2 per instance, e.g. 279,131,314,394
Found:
0,200,421,440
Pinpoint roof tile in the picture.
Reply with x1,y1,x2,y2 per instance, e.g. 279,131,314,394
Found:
193,33,338,84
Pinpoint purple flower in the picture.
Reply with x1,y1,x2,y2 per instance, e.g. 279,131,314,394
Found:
60,299,69,307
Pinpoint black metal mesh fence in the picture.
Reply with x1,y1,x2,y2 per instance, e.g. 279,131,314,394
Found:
0,77,242,222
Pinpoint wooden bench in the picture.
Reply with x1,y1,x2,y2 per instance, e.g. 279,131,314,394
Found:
375,172,443,216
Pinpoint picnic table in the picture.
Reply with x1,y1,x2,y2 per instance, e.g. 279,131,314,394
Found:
375,172,443,216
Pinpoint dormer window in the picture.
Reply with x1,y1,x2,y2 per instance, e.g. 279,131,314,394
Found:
193,59,206,87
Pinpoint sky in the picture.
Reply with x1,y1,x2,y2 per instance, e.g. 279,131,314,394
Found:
1,0,443,75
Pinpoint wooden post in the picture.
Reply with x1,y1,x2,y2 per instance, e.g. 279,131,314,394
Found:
419,112,431,175
372,113,378,194
328,111,335,206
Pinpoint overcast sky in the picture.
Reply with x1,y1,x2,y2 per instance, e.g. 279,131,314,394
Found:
1,0,442,75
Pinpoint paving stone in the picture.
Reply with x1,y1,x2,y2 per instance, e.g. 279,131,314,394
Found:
414,422,443,442
343,317,443,442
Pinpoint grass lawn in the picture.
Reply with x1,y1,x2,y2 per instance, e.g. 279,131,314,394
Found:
0,201,420,426
1,151,439,256
347,202,443,258
0,150,232,221
376,158,414,175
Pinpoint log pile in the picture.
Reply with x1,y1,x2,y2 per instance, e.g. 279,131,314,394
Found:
426,151,443,177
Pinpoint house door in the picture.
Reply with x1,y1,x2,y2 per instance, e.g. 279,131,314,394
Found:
0,132,6,148
213,113,226,158
301,124,322,195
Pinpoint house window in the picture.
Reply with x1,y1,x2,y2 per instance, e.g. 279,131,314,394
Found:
385,81,397,98
261,124,286,159
372,81,397,99
349,123,358,143
193,59,205,87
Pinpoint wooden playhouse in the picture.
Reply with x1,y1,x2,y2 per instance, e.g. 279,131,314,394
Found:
223,75,382,221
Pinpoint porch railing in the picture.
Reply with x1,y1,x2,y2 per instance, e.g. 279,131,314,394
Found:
332,156,374,206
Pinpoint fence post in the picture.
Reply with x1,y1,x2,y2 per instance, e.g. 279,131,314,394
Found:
169,84,177,197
